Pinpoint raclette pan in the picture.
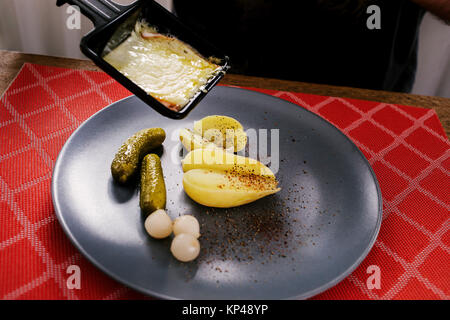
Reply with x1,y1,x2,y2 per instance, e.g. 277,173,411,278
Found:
56,0,230,119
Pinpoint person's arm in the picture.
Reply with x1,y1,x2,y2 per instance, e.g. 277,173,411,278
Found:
410,0,450,23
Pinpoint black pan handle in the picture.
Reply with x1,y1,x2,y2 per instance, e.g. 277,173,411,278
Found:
56,0,136,27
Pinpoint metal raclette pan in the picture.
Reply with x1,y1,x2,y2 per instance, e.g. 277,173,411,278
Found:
56,0,230,119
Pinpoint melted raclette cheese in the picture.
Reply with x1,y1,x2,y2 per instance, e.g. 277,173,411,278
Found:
103,22,221,111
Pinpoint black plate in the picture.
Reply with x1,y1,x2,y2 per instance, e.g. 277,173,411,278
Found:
52,86,382,299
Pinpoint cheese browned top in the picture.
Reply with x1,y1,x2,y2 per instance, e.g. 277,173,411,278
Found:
103,22,221,111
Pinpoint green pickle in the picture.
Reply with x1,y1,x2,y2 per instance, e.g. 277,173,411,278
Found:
140,154,166,214
111,128,165,184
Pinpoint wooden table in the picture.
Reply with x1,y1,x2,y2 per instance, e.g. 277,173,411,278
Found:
1,50,449,137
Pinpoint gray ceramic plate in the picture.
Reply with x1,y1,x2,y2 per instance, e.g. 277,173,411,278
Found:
52,86,382,300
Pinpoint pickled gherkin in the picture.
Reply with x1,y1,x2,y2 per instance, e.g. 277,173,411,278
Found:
111,128,165,184
140,154,166,214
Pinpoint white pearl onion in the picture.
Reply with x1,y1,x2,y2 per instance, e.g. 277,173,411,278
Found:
173,215,200,238
144,209,172,239
170,233,200,262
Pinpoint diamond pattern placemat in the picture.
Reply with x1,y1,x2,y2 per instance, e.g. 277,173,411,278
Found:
0,63,448,300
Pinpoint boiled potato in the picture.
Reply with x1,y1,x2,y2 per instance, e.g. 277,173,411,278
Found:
193,115,247,152
180,116,279,208
183,169,280,208
182,148,274,177
179,128,218,151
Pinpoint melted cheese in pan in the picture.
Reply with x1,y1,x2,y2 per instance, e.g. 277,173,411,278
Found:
103,22,221,111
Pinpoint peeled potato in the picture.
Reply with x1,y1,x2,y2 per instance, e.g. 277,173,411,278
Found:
182,148,274,177
183,169,280,208
179,128,218,151
193,115,247,152
180,116,279,208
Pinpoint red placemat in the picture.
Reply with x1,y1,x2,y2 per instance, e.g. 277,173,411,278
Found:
0,63,449,300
